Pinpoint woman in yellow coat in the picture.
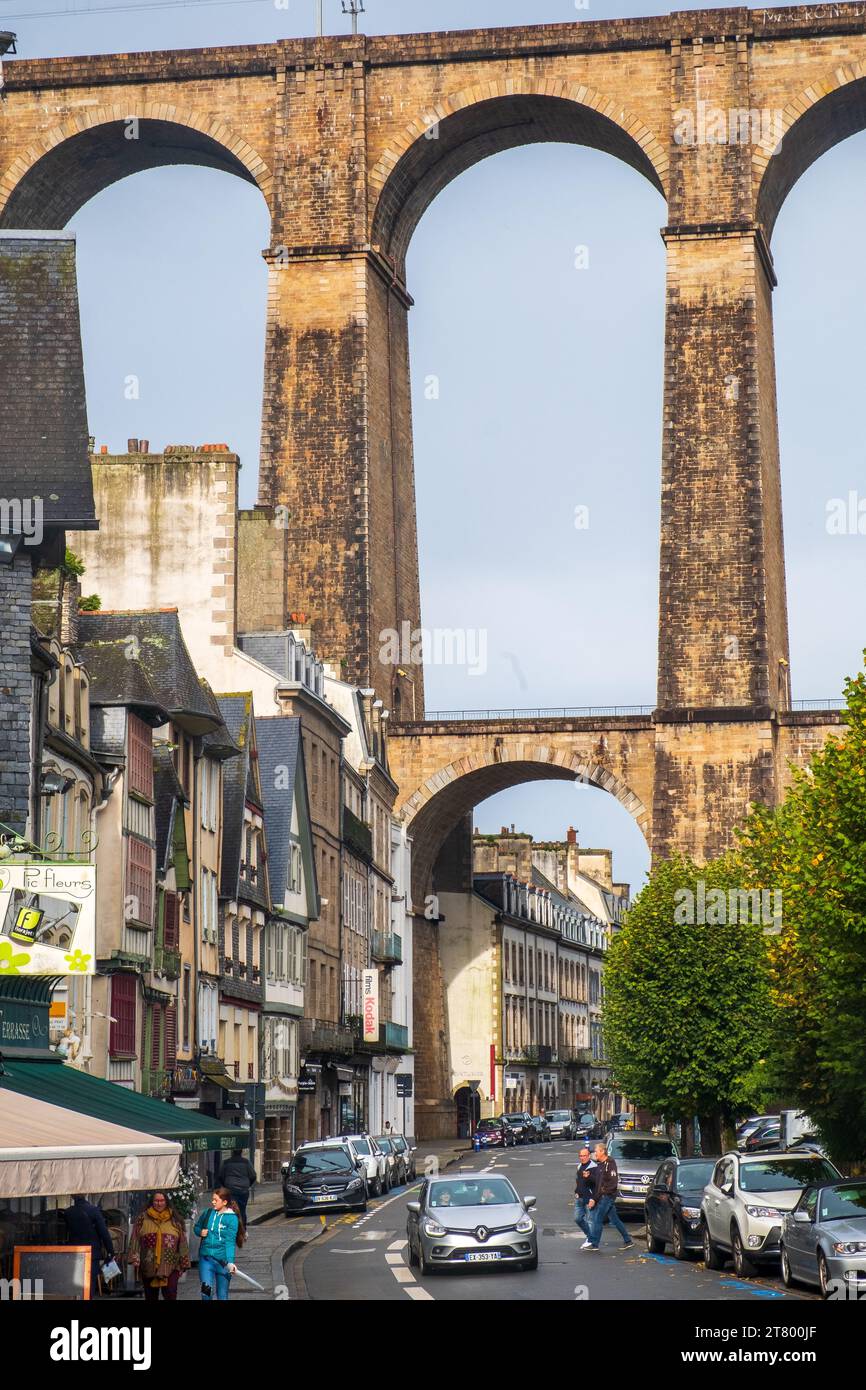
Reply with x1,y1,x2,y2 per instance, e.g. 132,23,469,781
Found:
128,1191,191,1301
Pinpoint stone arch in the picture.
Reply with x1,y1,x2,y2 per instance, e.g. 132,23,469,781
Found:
397,744,651,907
369,78,668,274
754,66,866,240
0,104,273,228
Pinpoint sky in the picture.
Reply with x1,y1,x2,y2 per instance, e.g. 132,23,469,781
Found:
6,0,865,894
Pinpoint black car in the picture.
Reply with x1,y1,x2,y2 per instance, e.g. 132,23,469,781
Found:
572,1112,598,1140
528,1116,552,1143
502,1113,532,1145
644,1156,719,1260
743,1120,781,1154
283,1143,368,1216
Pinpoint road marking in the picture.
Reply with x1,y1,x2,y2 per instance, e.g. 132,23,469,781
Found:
356,1231,388,1241
391,1266,415,1284
388,1238,408,1251
330,1248,376,1254
530,1162,544,1167
720,1279,786,1299
405,1286,434,1301
385,1253,405,1266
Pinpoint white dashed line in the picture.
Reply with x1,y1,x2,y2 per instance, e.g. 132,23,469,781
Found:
385,1253,405,1266
391,1266,415,1284
388,1239,408,1252
405,1286,435,1301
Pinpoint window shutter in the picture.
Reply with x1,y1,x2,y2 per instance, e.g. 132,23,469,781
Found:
110,973,137,1056
163,891,179,949
126,836,154,926
151,1004,162,1069
127,714,154,799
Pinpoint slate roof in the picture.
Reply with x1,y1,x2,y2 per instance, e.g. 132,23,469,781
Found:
77,610,223,734
236,632,295,679
153,743,188,874
216,694,268,909
0,233,97,530
255,716,301,906
89,706,128,761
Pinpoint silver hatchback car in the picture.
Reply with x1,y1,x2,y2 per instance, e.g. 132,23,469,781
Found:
406,1175,538,1273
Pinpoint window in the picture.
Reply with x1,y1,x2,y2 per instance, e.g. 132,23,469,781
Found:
163,891,179,950
151,1004,162,1069
110,973,137,1055
126,837,154,926
275,922,285,980
182,966,191,1048
127,714,154,800
165,1005,177,1069
200,868,218,943
290,842,302,895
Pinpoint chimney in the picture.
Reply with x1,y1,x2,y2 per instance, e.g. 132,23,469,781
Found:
60,578,81,645
127,438,139,453
566,826,577,846
501,826,508,836
140,439,149,454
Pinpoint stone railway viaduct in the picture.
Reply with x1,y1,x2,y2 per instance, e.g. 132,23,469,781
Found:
1,6,856,1130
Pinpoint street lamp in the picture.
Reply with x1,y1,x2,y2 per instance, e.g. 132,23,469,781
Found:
341,1,365,34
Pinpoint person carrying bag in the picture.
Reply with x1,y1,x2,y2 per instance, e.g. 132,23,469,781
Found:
193,1187,245,1302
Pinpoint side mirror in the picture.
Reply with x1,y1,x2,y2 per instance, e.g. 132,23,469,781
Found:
721,1182,735,1197
793,1210,811,1224
355,1158,365,1170
523,1195,537,1210
406,1201,421,1215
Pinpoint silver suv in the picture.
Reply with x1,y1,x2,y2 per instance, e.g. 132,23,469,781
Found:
603,1132,679,1213
701,1152,843,1278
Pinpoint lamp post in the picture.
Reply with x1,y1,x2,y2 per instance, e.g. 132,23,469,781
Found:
341,1,365,34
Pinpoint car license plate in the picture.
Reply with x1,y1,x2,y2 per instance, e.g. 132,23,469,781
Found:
312,1194,338,1203
465,1251,502,1262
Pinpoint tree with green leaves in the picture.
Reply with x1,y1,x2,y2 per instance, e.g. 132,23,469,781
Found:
736,660,866,1168
603,854,773,1154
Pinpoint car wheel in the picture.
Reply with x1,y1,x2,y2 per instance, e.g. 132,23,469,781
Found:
419,1240,432,1277
818,1251,831,1300
671,1220,688,1261
374,1175,383,1198
702,1223,726,1270
732,1227,757,1279
407,1234,419,1268
780,1243,796,1289
645,1217,665,1254
522,1251,539,1271
360,1201,368,1214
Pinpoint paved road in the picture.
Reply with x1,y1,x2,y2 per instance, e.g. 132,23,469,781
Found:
290,1140,818,1302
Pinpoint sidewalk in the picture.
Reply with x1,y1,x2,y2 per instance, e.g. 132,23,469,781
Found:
177,1138,473,1300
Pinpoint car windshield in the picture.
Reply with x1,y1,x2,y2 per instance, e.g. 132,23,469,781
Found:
818,1184,866,1222
376,1138,393,1153
392,1138,406,1152
676,1162,716,1191
611,1139,675,1160
351,1140,370,1155
740,1158,840,1192
578,1115,596,1125
291,1150,352,1174
478,1120,500,1130
548,1112,570,1122
429,1179,517,1208
505,1115,523,1124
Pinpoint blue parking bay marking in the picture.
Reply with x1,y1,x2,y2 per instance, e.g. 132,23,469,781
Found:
720,1280,786,1299
639,1253,678,1265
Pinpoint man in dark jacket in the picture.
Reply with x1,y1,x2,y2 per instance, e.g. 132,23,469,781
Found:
573,1146,597,1242
585,1142,635,1250
64,1195,115,1295
217,1149,257,1225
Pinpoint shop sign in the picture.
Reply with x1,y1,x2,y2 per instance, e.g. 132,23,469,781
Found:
0,863,96,975
395,1072,413,1098
298,1070,317,1094
362,968,379,1042
0,998,49,1050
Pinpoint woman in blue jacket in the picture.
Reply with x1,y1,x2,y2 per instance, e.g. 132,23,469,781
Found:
194,1187,245,1301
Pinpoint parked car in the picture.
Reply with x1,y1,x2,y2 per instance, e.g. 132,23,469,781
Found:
475,1118,516,1149
604,1132,679,1215
572,1112,597,1140
502,1113,532,1145
528,1116,552,1143
736,1114,777,1149
374,1135,407,1186
742,1119,781,1154
606,1112,635,1134
282,1142,367,1216
781,1178,866,1298
333,1134,388,1197
644,1156,719,1260
406,1174,538,1273
545,1109,575,1141
390,1133,417,1180
701,1152,843,1278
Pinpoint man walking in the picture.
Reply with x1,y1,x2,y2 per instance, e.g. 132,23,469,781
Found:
573,1145,597,1242
216,1148,257,1226
64,1195,115,1296
585,1141,635,1251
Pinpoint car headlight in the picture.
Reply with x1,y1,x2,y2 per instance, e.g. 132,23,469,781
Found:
347,1178,364,1191
745,1205,782,1219
284,1184,302,1196
424,1219,447,1237
681,1206,702,1220
833,1241,866,1255
515,1215,535,1234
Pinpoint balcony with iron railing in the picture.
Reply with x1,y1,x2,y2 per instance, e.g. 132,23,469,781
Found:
371,930,402,966
558,1045,593,1067
153,943,181,979
300,1016,357,1057
356,1019,409,1054
141,1067,171,1098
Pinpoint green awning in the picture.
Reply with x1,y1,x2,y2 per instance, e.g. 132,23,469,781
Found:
0,1058,244,1154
